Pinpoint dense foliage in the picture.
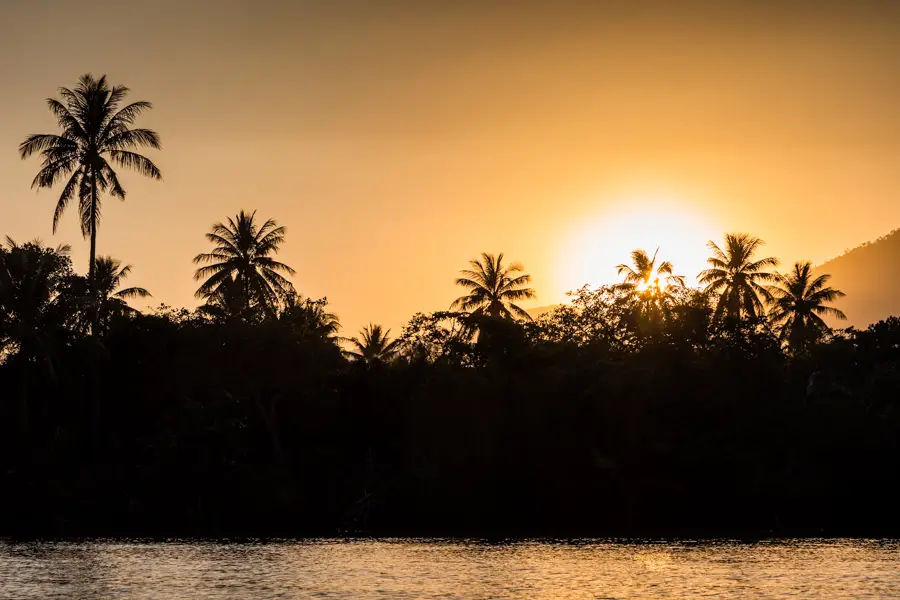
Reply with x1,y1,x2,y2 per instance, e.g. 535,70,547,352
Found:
4,73,895,538
0,239,897,538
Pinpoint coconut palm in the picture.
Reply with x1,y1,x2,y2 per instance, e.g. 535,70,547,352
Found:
193,210,295,317
698,233,778,321
18,74,162,287
65,256,151,333
614,248,686,327
346,324,398,364
615,247,685,298
766,261,846,353
451,252,536,321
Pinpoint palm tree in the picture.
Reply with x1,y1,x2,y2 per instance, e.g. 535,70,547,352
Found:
346,324,398,364
614,248,686,328
698,233,778,321
66,256,151,333
615,247,685,297
193,210,296,317
451,252,536,320
19,74,162,288
767,261,846,353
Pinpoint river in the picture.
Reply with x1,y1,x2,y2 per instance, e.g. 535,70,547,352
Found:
1,538,898,598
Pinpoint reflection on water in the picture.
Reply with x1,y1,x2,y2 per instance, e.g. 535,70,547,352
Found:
1,539,899,599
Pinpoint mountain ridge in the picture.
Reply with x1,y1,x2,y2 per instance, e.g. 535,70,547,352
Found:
814,226,900,328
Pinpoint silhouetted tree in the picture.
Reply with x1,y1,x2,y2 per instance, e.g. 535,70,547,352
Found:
277,293,342,342
614,248,685,327
615,248,685,294
767,261,846,354
18,74,161,288
346,324,398,364
193,210,295,319
699,233,778,321
396,311,474,365
0,238,74,358
531,285,634,348
451,252,535,320
196,276,253,324
0,238,74,433
65,256,151,335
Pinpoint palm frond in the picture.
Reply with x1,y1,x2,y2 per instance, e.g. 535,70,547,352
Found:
109,150,162,179
115,286,151,299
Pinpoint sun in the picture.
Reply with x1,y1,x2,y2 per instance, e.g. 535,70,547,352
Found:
556,195,722,297
636,277,660,293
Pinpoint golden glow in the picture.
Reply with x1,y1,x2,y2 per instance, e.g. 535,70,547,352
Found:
637,278,660,293
557,194,723,294
1,3,898,332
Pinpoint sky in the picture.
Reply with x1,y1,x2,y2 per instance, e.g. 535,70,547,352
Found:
2,1,900,335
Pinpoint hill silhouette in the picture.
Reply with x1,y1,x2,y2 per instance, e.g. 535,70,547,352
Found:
815,227,900,328
526,305,561,319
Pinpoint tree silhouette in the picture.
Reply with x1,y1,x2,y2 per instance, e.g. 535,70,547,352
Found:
346,324,398,364
18,74,161,288
614,248,685,325
395,311,475,365
66,257,151,334
615,248,685,295
0,239,74,434
451,253,535,320
698,233,778,321
0,238,73,360
767,261,846,353
278,293,342,342
616,248,684,293
193,210,295,318
196,277,251,324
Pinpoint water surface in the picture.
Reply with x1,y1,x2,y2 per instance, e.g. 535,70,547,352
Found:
1,538,898,599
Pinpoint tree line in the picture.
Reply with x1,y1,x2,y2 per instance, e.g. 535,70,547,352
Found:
0,74,896,537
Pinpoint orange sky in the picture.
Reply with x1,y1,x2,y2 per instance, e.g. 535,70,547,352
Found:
2,1,900,335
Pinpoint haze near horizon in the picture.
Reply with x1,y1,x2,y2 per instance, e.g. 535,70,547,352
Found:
2,1,900,333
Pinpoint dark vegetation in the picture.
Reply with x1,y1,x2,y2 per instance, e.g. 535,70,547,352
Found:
1,74,898,538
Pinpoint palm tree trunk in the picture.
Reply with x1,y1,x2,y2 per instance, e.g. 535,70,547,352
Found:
88,168,98,286
89,168,100,336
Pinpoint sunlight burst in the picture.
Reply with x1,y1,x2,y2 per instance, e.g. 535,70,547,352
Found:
557,195,722,295
637,277,660,293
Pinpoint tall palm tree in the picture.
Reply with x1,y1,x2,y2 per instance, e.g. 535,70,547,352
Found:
698,233,778,321
767,261,846,353
65,256,151,333
193,210,296,317
615,247,685,297
19,74,162,287
451,252,536,321
346,324,398,364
